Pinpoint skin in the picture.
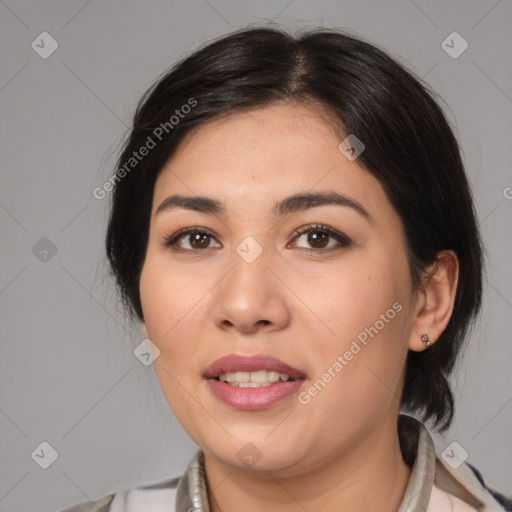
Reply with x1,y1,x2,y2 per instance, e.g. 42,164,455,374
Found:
139,101,459,512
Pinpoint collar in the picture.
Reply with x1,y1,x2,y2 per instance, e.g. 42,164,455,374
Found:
175,414,439,512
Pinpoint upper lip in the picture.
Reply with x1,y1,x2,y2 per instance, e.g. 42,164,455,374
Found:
204,354,307,380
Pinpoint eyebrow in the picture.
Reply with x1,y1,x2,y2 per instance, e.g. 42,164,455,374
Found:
155,191,373,223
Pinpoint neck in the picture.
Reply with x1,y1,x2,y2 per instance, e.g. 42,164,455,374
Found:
204,415,412,512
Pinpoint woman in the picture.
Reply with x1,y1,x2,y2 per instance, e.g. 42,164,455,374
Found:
61,26,511,512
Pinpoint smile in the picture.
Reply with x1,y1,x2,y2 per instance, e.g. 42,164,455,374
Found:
204,355,307,410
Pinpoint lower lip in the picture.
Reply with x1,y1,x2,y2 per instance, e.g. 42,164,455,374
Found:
207,378,305,410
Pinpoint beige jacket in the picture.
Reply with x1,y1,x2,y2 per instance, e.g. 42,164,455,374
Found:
59,414,510,512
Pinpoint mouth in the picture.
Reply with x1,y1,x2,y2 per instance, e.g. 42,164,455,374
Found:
203,354,307,410
204,353,307,382
214,370,297,387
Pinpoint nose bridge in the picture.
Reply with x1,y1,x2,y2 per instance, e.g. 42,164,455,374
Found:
212,235,289,332
227,234,273,298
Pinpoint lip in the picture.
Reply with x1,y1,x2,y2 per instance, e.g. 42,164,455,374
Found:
203,354,307,380
204,354,307,411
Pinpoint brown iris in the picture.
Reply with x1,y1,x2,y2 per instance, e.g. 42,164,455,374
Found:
306,231,329,249
189,233,211,249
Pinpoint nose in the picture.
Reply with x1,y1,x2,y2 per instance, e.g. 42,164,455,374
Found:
211,245,291,335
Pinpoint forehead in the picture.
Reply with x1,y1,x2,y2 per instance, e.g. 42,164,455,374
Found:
170,101,343,160
151,102,391,221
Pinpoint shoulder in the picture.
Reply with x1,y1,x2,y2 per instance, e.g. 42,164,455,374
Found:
57,476,181,512
466,463,512,511
428,483,480,511
57,493,115,512
432,457,512,511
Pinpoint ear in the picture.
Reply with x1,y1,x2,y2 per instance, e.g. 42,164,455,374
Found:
409,250,459,352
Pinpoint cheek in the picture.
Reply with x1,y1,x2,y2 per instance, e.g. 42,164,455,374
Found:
304,252,411,397
315,256,406,337
139,258,209,435
139,255,204,361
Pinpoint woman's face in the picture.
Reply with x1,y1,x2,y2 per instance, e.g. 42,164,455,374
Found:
139,102,417,476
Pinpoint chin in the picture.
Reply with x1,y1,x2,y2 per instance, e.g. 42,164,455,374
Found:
205,437,310,476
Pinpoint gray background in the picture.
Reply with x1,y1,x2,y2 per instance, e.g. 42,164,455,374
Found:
1,1,511,510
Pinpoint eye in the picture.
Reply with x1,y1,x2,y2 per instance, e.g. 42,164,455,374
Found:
290,224,351,252
164,227,221,253
164,224,351,254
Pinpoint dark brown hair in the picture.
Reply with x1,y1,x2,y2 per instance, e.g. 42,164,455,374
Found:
105,26,483,432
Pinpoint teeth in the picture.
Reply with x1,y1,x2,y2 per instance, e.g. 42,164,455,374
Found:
236,382,272,388
235,371,250,383
250,370,278,383
218,370,292,386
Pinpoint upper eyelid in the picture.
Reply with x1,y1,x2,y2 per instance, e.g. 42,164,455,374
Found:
167,224,350,249
169,224,343,240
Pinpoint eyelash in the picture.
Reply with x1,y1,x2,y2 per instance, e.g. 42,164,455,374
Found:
163,224,352,255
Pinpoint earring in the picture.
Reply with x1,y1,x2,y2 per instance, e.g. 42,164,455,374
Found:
421,334,431,346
